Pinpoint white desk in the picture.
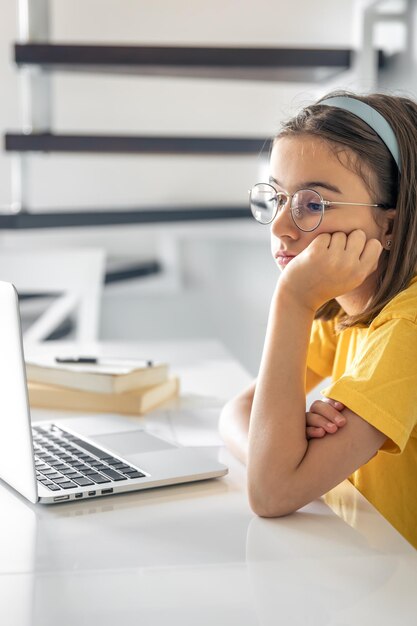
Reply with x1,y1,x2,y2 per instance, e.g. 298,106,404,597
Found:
1,339,416,626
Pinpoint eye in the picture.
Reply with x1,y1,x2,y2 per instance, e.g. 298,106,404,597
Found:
306,201,323,213
277,194,288,208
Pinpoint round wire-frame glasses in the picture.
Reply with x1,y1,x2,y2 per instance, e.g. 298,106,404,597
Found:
248,183,386,232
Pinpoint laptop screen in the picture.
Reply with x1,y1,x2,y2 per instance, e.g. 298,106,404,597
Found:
0,281,38,503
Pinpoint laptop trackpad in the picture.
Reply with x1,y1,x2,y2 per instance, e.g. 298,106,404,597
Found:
92,430,177,456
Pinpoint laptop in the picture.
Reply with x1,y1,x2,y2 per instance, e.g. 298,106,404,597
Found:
0,280,228,504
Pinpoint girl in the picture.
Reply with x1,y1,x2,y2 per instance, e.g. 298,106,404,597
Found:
219,91,417,549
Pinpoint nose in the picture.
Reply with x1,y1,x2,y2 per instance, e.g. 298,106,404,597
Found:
270,196,299,239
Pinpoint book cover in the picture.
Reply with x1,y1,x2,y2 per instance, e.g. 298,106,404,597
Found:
25,357,169,394
27,378,180,415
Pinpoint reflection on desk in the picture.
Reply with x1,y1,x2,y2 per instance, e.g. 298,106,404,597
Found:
246,483,417,625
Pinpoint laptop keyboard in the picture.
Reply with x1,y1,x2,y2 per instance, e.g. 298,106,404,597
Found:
32,424,146,492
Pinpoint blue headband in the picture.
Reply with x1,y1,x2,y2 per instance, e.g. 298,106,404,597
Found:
319,96,401,173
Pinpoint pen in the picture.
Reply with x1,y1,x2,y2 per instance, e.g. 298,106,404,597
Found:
55,356,154,367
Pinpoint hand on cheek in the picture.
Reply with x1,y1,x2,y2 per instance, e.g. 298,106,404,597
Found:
280,229,383,311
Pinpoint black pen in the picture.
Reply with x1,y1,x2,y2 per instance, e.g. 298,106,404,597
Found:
55,356,153,367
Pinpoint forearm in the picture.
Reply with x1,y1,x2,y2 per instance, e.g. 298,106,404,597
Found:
248,283,316,514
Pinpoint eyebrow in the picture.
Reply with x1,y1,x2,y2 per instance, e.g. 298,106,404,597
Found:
269,176,342,194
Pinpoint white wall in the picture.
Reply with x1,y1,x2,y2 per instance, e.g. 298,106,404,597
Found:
51,0,354,46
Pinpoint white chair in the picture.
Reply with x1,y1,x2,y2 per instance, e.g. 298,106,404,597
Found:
0,248,106,343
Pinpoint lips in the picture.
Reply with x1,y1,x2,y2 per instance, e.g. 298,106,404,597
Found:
275,252,297,267
275,252,297,259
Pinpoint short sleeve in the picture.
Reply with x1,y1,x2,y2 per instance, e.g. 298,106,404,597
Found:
306,317,338,378
321,318,417,454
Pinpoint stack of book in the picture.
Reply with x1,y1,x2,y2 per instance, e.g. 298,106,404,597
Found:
25,356,179,416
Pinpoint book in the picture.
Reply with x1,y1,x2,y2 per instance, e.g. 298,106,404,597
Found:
25,357,169,394
27,378,180,416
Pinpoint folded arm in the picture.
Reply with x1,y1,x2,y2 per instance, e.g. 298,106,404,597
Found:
218,367,323,465
247,286,386,518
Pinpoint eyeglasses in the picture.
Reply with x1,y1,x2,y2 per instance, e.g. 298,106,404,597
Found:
248,183,385,232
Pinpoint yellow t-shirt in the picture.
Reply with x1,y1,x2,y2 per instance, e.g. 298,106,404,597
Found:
306,275,417,549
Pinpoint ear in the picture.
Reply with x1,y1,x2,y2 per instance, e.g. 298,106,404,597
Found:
381,208,396,236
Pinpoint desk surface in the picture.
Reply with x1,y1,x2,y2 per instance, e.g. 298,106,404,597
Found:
1,339,416,626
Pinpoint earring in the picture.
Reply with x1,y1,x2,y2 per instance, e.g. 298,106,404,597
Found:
386,240,392,249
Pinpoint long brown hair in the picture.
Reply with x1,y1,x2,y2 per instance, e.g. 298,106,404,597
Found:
276,90,417,331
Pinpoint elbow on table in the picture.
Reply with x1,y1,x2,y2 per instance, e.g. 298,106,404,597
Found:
248,482,297,518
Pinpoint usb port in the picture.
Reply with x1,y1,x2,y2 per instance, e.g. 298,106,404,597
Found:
75,493,83,498
88,491,96,496
101,488,113,495
53,495,70,502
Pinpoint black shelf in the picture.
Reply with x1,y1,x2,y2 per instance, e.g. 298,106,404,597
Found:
5,132,269,155
104,260,161,284
13,43,374,82
15,43,353,68
0,206,252,229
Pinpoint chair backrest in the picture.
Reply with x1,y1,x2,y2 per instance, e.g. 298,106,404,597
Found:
0,248,106,343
